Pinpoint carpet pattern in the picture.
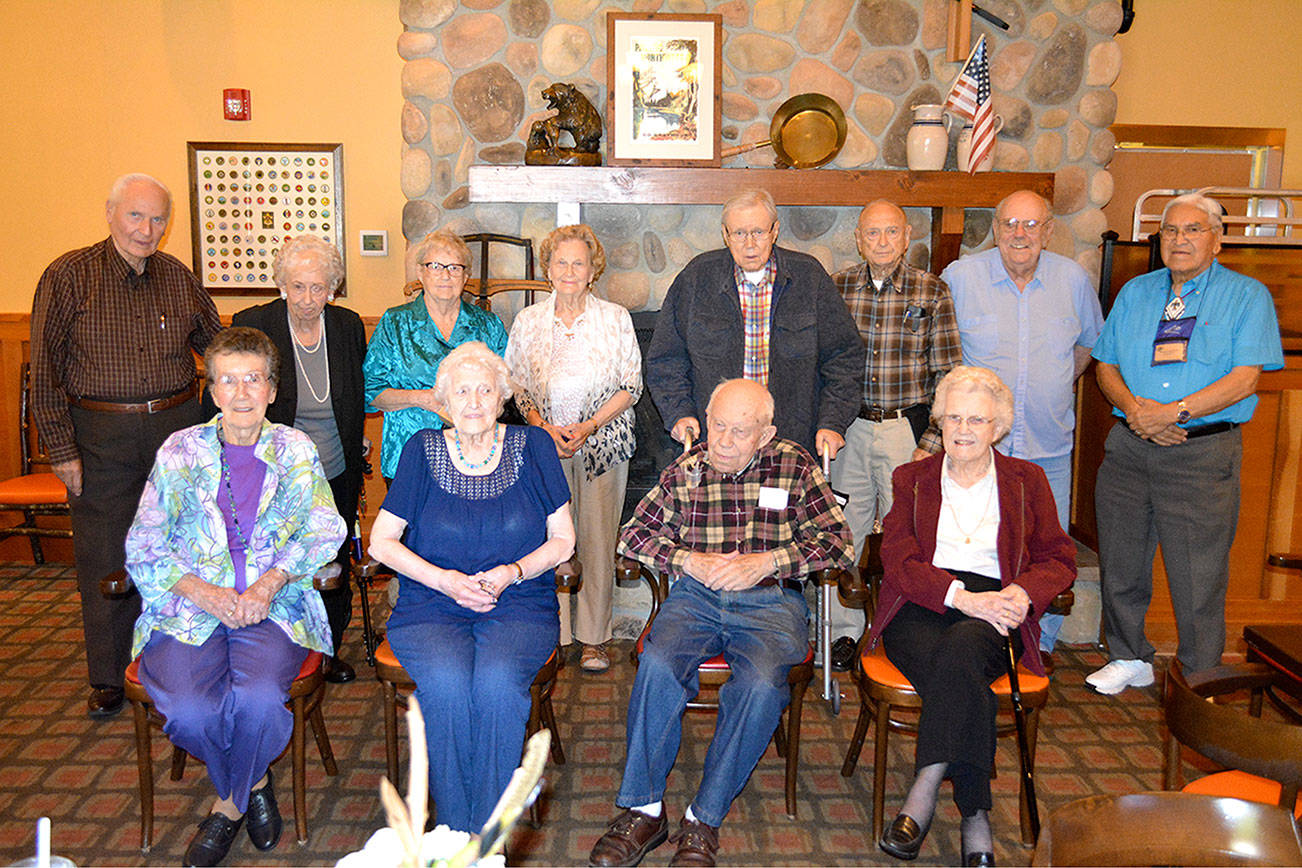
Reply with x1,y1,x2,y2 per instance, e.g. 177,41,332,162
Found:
0,562,1224,867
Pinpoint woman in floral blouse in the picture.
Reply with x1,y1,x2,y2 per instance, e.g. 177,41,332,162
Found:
125,327,345,867
506,224,642,672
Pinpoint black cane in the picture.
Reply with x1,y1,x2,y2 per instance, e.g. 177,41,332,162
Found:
1004,631,1041,841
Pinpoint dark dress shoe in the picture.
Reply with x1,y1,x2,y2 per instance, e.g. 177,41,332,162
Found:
879,812,931,861
87,686,125,719
245,771,282,851
588,808,669,867
323,655,356,684
1039,649,1055,676
184,812,244,867
963,850,996,866
830,636,857,672
667,817,719,867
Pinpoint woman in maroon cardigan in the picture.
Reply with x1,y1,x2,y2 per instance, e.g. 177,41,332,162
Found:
871,366,1075,866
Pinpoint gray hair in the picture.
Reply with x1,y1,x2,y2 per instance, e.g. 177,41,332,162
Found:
273,235,345,300
1161,193,1224,232
107,173,172,215
721,189,778,228
932,365,1014,441
706,378,776,427
432,341,513,408
412,229,472,269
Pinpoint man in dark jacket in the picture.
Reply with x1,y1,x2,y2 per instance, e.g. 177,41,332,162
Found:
645,189,864,460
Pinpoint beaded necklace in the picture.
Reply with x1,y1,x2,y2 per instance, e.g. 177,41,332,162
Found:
289,312,330,404
453,423,501,470
218,431,251,552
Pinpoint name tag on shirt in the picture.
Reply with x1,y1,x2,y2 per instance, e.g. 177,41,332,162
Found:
758,486,789,510
1152,316,1195,366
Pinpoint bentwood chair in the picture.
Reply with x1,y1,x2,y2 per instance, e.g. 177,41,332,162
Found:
615,557,839,819
0,363,72,563
101,565,342,851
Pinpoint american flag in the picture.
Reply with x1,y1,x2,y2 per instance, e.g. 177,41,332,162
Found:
944,35,995,173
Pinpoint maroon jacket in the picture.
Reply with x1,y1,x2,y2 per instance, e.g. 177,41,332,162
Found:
869,450,1076,676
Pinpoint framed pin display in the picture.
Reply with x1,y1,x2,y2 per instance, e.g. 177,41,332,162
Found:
187,141,345,295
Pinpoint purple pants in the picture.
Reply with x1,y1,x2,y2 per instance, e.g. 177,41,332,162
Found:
138,621,307,813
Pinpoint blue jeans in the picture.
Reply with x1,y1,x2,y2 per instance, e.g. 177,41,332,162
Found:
387,606,557,833
1027,454,1071,651
616,577,808,827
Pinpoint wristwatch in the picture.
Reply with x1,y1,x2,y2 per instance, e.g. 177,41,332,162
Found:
1176,399,1191,424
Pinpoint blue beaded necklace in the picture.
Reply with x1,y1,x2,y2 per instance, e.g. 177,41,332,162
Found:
453,423,501,470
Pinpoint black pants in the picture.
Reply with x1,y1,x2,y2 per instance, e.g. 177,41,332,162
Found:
881,572,1022,816
322,471,360,654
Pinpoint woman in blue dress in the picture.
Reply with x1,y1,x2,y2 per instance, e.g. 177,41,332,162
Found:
368,341,575,833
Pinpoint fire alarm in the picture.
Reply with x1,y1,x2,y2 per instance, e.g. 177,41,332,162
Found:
223,88,251,121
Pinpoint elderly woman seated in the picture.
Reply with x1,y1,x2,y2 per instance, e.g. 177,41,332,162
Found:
871,366,1075,866
125,327,345,867
368,341,575,834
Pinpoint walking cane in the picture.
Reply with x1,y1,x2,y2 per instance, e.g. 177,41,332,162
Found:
818,445,845,714
1003,626,1041,841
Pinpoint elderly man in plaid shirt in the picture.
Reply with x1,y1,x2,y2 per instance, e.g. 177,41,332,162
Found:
589,379,854,868
825,199,962,667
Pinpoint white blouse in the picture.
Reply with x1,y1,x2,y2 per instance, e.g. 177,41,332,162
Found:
934,451,1002,604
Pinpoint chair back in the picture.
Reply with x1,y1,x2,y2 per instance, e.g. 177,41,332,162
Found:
1164,661,1302,809
462,233,545,312
19,362,52,476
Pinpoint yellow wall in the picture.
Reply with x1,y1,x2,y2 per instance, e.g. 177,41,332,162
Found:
1113,0,1302,187
0,0,404,318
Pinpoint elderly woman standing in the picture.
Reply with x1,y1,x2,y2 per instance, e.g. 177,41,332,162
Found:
506,224,641,672
370,341,575,833
231,235,367,683
364,229,508,482
126,327,345,866
872,366,1074,866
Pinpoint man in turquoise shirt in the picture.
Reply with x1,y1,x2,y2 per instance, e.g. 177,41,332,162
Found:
1089,193,1283,691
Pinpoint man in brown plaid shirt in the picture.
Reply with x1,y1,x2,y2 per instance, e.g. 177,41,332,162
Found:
589,379,853,867
825,200,961,665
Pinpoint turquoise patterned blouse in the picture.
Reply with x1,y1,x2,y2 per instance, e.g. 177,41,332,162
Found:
125,416,346,657
363,295,508,478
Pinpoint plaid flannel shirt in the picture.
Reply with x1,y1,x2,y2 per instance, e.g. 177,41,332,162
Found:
831,259,962,453
618,438,854,582
735,259,776,384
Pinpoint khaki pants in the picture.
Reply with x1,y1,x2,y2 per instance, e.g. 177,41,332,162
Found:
559,456,629,646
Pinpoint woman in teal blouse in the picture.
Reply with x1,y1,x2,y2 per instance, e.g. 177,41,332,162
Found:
363,230,508,480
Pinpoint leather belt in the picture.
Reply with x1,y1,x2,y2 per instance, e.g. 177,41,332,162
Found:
1122,420,1238,441
69,383,197,415
858,403,923,423
755,576,804,593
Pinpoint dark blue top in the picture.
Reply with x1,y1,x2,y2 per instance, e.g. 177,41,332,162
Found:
383,425,570,626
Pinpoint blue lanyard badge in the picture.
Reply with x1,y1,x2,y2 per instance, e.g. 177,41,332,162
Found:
1152,316,1196,365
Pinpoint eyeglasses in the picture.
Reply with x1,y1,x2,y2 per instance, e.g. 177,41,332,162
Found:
1159,224,1216,240
725,224,775,243
215,372,270,388
941,414,992,428
860,226,904,241
994,217,1049,233
421,261,467,275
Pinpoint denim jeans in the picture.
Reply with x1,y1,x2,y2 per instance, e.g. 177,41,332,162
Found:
1026,453,1071,651
616,576,808,827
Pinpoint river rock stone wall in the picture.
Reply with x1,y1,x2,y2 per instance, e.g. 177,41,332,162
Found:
399,0,1122,314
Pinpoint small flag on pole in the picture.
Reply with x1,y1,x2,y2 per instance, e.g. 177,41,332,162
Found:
943,35,995,173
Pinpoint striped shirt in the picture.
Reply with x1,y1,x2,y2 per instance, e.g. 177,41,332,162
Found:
735,258,776,384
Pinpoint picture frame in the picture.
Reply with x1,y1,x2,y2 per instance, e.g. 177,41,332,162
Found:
359,229,388,257
605,13,723,167
186,141,345,296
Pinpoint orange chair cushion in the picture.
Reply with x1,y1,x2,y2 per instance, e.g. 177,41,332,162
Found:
860,644,1049,693
125,649,322,686
0,472,68,506
1184,770,1302,818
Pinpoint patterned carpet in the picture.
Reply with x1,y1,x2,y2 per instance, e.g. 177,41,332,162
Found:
0,562,1195,867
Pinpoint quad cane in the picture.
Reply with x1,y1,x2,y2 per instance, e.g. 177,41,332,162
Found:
1003,618,1041,842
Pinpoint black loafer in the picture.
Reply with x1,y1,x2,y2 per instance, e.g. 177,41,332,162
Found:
830,636,857,672
88,686,125,719
184,812,243,867
323,656,356,684
879,812,930,861
246,771,282,851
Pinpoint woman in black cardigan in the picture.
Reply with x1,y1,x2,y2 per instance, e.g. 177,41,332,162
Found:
230,235,368,682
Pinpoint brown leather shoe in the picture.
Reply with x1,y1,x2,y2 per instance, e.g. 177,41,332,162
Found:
667,817,719,867
88,686,125,719
1039,650,1056,676
588,808,668,867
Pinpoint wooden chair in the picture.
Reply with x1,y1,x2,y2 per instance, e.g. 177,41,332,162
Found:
1162,659,1302,817
615,557,839,819
1030,792,1302,866
461,232,547,313
838,533,1060,846
0,362,72,563
101,565,341,852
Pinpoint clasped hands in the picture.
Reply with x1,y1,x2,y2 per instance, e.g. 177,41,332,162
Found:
684,550,775,591
199,570,284,629
543,419,596,458
953,583,1031,636
443,563,516,612
1126,397,1188,446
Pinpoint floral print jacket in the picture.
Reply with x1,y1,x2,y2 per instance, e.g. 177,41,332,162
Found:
125,415,346,657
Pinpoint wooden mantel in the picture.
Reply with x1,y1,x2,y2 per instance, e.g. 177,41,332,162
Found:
468,165,1054,273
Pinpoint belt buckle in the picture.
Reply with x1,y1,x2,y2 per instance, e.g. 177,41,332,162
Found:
863,405,885,422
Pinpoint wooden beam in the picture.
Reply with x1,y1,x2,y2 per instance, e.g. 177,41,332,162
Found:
946,0,972,63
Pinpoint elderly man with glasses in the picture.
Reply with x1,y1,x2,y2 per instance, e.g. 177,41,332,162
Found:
1088,193,1283,691
940,190,1103,671
645,189,863,461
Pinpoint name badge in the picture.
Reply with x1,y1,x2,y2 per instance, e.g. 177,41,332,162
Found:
758,486,789,510
1152,315,1196,366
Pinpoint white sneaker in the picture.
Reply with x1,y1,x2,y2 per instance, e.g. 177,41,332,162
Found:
1086,659,1155,695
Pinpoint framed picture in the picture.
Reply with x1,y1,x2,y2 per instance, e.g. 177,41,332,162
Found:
359,229,388,257
606,13,722,167
186,141,345,296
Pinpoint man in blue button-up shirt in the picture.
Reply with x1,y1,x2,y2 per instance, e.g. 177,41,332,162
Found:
1087,193,1283,691
940,190,1103,662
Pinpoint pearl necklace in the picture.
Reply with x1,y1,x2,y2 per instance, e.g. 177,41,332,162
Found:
289,312,330,404
453,423,501,470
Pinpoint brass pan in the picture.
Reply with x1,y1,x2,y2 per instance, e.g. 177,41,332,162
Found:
721,93,847,168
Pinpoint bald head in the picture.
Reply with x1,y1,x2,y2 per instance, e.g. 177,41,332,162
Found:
704,379,777,474
992,190,1054,284
856,199,911,278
